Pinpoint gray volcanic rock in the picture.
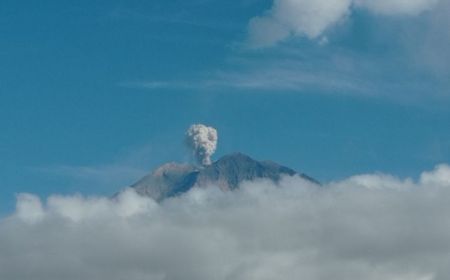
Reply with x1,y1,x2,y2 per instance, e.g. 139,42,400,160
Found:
195,153,296,190
130,153,318,201
131,163,197,202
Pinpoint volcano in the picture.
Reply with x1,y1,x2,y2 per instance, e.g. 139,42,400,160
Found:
129,153,319,201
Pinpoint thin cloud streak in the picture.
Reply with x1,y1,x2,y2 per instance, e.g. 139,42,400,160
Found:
119,56,437,101
119,58,373,95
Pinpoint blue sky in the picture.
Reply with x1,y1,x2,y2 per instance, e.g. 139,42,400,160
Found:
1,0,449,214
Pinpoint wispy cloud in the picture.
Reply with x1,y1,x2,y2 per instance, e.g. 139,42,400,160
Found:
34,145,159,191
120,80,203,91
120,51,374,95
37,164,147,189
120,47,448,103
118,0,449,105
105,4,241,31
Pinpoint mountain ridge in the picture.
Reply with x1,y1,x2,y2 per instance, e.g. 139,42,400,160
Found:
129,152,319,201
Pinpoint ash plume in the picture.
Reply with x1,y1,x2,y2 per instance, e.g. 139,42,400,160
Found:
185,124,218,166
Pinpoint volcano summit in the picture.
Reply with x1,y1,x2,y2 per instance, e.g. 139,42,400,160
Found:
129,152,319,201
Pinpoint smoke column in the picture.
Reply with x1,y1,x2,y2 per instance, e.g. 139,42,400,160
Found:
185,124,218,166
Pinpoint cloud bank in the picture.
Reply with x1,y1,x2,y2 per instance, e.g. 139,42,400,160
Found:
1,164,450,280
248,0,439,47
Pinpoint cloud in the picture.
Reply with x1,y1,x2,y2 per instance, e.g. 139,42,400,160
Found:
354,0,439,15
122,50,445,102
34,144,159,192
248,0,352,47
413,0,450,78
1,164,450,279
120,53,376,95
185,124,218,166
38,164,147,189
248,0,439,47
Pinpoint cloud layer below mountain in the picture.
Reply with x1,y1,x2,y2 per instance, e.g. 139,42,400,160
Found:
248,0,440,47
1,164,450,280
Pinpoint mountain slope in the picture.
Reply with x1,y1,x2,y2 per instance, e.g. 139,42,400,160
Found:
130,153,318,201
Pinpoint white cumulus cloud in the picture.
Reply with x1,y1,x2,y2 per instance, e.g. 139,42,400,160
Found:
248,0,440,47
1,164,450,280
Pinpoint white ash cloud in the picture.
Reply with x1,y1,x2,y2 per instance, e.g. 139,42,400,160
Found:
185,124,218,166
1,164,450,280
248,0,440,48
